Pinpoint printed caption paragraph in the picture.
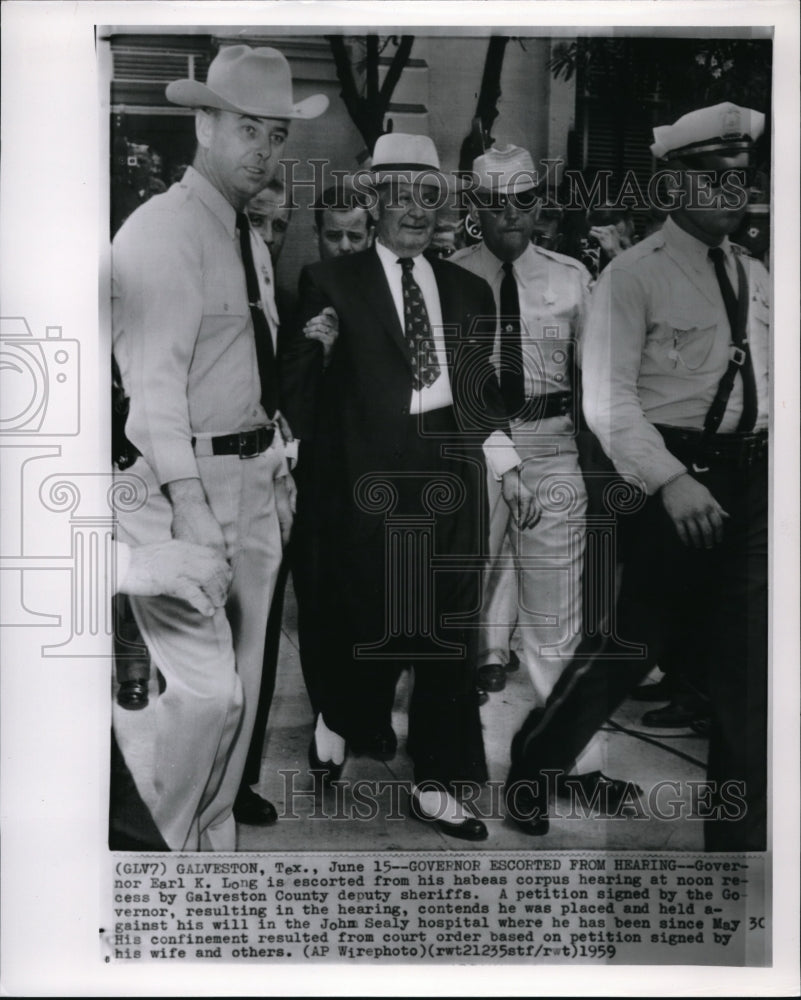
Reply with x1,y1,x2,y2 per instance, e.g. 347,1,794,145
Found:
105,852,770,965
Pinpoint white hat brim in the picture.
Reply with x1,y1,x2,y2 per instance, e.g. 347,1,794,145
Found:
165,79,329,120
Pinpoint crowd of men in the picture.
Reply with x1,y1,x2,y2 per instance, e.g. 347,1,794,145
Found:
111,44,769,853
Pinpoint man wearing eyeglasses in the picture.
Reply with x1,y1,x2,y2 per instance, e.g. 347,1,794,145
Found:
452,152,590,681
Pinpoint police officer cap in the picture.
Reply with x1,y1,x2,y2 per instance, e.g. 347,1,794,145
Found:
650,102,765,161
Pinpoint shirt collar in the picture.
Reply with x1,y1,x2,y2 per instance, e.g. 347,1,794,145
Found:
478,239,539,287
663,214,733,269
375,237,424,270
180,166,238,240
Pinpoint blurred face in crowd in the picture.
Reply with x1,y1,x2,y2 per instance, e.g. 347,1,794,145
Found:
474,189,539,262
316,207,372,259
671,151,751,246
247,186,292,263
372,181,439,257
195,109,288,210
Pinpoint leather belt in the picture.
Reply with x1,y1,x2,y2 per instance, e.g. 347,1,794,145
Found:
654,424,768,473
192,426,275,459
516,392,572,422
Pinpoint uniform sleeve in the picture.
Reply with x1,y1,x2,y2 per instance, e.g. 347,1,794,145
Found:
112,210,203,486
582,264,686,494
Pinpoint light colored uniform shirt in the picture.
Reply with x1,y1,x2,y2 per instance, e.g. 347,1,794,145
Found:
582,215,770,494
374,238,519,478
451,240,591,398
112,166,279,487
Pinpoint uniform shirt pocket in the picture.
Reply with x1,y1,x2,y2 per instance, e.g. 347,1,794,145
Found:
646,307,719,373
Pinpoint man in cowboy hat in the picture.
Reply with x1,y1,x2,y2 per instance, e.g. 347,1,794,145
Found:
112,45,327,850
451,145,631,809
281,132,537,840
506,103,770,851
453,144,591,698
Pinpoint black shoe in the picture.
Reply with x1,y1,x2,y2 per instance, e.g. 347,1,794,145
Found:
641,699,707,729
477,663,506,692
504,773,549,836
308,735,345,784
233,787,278,826
409,792,488,842
557,771,643,815
351,728,397,762
505,650,521,673
631,675,675,702
117,678,149,710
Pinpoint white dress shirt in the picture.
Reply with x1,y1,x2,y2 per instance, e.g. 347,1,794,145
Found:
374,239,453,414
374,238,520,478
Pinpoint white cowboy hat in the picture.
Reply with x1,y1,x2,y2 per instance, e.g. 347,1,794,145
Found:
166,45,328,120
470,144,539,195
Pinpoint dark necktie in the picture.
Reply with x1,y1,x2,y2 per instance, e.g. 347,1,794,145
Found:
236,212,278,418
398,257,441,390
708,246,758,432
499,260,525,414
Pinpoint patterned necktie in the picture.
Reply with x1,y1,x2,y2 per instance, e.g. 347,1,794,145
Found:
499,260,525,414
236,211,278,418
708,246,757,432
398,257,441,390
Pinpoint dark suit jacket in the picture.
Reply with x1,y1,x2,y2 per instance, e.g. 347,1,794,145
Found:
280,245,509,641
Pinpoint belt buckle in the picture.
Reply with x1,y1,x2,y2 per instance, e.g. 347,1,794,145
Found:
238,430,261,459
730,345,746,367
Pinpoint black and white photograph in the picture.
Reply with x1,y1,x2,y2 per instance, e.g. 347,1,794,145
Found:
1,2,799,995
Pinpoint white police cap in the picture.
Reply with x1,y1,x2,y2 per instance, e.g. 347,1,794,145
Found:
650,102,765,161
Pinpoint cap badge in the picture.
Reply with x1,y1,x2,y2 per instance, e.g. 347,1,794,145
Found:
722,106,743,139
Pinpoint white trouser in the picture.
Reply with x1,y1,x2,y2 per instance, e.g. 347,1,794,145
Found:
482,416,603,772
481,416,586,696
115,446,283,850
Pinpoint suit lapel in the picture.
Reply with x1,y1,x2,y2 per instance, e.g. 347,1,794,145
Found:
432,259,464,368
356,247,413,369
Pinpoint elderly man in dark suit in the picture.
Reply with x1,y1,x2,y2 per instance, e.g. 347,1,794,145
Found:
281,133,537,840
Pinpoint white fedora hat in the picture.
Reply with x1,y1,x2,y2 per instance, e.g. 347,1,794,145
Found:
366,132,449,187
470,144,540,195
166,45,328,120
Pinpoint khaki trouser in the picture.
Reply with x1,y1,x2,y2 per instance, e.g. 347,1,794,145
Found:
115,444,283,850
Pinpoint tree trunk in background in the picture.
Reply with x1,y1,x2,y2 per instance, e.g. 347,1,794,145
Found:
458,36,510,173
327,35,415,153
